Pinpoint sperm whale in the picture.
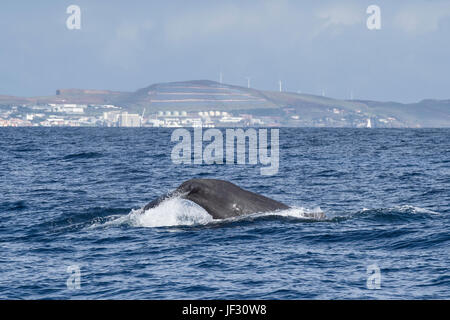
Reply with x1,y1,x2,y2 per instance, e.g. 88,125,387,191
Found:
143,179,290,219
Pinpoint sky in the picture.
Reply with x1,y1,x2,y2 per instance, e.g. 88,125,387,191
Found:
0,0,450,102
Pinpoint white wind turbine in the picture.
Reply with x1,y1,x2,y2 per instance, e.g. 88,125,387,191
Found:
245,77,251,88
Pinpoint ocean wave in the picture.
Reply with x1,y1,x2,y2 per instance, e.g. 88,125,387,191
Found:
353,205,439,222
394,205,439,215
361,205,439,215
62,151,103,160
1,200,28,212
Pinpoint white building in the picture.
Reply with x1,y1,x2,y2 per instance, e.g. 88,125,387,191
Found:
219,116,243,124
181,118,203,128
50,104,86,114
103,111,120,126
119,112,141,127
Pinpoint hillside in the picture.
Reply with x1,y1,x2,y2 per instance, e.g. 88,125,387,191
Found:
112,80,277,113
1,80,449,127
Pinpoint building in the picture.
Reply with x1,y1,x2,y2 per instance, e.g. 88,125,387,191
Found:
219,116,244,124
50,104,86,114
103,111,120,126
118,112,141,127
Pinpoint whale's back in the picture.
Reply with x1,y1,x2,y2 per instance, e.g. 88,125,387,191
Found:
144,179,290,219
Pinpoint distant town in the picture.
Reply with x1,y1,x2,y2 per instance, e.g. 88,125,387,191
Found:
0,102,388,128
0,103,270,128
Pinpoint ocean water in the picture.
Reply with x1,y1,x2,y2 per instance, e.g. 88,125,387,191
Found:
0,128,449,299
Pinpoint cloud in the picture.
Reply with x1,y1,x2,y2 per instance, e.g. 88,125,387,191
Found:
310,2,364,38
394,1,450,34
115,20,154,42
102,20,155,70
116,23,140,42
316,3,363,27
161,0,307,45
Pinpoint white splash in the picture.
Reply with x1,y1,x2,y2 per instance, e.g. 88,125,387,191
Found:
396,205,439,215
107,197,213,228
254,206,325,220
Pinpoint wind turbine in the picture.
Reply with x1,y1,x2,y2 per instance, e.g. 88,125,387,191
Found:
245,77,251,88
219,71,223,84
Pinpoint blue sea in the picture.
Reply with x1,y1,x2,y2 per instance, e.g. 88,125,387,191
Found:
0,128,449,299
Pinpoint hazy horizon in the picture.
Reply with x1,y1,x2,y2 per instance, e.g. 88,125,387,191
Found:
1,0,450,103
